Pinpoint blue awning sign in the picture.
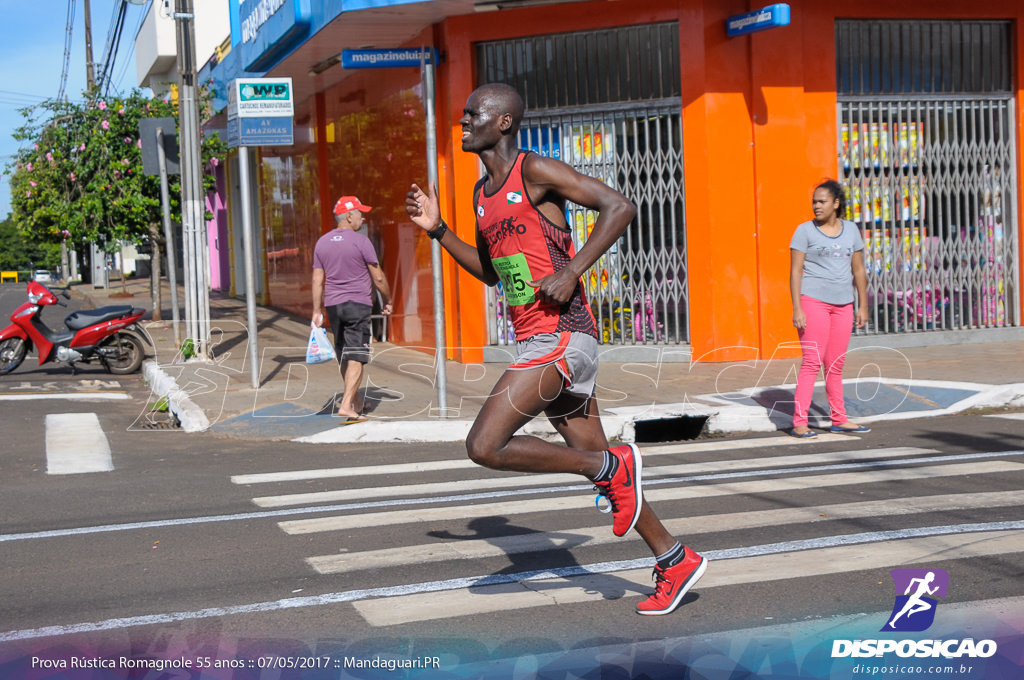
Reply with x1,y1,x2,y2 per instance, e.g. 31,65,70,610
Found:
726,3,790,37
341,48,438,70
232,0,312,72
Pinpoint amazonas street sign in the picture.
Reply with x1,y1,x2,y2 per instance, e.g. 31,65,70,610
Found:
227,116,294,148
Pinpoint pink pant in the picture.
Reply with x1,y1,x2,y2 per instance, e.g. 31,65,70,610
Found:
794,295,854,427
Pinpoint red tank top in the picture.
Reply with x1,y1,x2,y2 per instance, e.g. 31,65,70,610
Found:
475,151,597,341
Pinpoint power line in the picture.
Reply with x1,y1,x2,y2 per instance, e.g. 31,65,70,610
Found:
0,90,52,110
57,0,77,101
0,90,49,101
98,0,128,96
111,1,150,94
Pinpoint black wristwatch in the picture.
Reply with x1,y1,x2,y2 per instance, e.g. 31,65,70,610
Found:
427,220,448,241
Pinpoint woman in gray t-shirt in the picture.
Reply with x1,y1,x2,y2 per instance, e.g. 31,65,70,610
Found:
788,179,870,438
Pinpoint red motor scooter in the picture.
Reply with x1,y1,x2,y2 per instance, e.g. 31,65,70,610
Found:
0,281,148,376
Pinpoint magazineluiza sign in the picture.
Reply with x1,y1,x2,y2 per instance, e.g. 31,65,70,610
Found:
341,48,438,70
726,3,790,37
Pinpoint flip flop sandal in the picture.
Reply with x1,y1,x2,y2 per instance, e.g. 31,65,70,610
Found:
338,415,368,426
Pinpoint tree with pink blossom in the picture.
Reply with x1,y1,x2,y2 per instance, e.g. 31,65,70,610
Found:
6,88,225,315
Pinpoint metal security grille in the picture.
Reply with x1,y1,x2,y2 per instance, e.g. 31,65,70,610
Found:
476,23,680,108
837,21,1012,95
477,25,689,346
836,20,1018,335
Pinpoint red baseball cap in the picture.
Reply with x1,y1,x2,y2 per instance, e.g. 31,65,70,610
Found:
333,196,373,215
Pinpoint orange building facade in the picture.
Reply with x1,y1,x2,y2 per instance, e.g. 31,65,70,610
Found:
211,0,1024,364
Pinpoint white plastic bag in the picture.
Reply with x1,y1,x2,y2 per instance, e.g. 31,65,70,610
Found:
306,326,337,364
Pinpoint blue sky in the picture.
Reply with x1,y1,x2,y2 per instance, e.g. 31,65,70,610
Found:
0,0,150,220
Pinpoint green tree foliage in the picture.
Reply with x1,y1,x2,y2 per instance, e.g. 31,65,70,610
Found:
5,88,226,311
0,217,59,271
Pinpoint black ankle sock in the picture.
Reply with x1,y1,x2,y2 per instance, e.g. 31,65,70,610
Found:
594,450,616,482
656,542,685,569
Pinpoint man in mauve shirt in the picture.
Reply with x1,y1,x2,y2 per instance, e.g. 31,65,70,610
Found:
312,195,392,421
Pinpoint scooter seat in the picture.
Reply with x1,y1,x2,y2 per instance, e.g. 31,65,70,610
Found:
64,305,136,330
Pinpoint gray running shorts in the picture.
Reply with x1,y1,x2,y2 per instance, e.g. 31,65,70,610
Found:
509,331,599,399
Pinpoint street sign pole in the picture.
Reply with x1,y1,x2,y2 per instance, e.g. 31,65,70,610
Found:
237,147,260,390
227,77,294,389
156,127,182,346
421,51,449,418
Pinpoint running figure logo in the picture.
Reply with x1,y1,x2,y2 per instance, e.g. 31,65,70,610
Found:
882,568,949,632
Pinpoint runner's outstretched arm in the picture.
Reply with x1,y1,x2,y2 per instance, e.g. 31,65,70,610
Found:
406,182,498,285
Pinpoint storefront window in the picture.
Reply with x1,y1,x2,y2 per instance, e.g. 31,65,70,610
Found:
837,20,1017,334
259,103,321,317
323,83,430,344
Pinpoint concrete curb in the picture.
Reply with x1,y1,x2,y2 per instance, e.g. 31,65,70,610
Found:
286,403,762,445
283,381,1024,443
142,360,210,433
149,361,1023,442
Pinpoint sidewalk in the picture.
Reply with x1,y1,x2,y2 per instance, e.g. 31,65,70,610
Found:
79,277,1024,442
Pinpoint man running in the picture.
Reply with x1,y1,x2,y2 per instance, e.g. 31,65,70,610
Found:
405,82,705,615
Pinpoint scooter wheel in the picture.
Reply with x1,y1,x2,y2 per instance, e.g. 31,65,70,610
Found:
0,337,27,375
101,333,144,375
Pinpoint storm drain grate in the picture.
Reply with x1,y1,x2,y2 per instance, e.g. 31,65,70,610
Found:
633,415,708,443
134,412,182,430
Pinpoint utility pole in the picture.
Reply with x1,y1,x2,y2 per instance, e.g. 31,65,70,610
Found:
83,0,106,287
83,0,95,89
174,0,210,359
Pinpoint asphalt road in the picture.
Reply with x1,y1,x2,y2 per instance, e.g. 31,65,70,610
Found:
1,282,1022,678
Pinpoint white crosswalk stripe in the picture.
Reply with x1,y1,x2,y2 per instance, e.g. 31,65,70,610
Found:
45,413,113,474
248,445,935,507
229,433,859,485
278,459,1021,534
353,528,1024,626
307,490,1024,575
232,439,1024,627
0,392,130,401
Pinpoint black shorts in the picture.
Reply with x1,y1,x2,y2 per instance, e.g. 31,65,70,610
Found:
326,301,372,364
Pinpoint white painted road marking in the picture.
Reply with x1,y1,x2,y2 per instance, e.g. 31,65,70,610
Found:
4,450,1022,544
45,413,113,474
231,433,860,485
0,392,130,401
250,446,938,507
986,413,1024,421
353,526,1024,626
278,459,1024,534
2,521,1021,641
307,489,1024,574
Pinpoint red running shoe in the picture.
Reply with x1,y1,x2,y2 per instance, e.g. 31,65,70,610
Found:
636,547,708,616
594,444,643,537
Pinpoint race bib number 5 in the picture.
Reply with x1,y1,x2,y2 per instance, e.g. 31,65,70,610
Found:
492,252,535,306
